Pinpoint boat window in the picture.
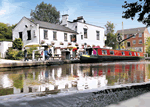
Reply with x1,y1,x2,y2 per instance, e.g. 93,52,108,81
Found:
102,50,107,55
137,53,140,56
122,52,125,55
110,51,114,55
134,52,136,56
129,52,132,56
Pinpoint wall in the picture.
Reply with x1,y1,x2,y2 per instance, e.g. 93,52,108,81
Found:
76,22,105,48
39,28,76,55
12,17,39,47
0,41,12,58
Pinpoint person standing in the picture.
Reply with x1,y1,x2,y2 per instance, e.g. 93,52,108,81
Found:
44,49,49,60
24,47,28,61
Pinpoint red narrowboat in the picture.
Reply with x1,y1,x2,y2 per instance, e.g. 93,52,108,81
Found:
80,48,144,63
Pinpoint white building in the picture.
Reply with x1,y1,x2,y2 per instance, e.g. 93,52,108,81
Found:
61,14,106,48
12,15,106,55
0,41,12,58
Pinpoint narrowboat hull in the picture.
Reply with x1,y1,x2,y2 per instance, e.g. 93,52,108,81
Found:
80,55,144,63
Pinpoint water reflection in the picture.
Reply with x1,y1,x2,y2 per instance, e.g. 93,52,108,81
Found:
0,62,149,96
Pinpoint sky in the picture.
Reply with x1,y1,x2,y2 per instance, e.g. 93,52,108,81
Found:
0,0,149,33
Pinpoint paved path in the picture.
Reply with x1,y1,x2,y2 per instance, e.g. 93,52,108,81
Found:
108,92,150,107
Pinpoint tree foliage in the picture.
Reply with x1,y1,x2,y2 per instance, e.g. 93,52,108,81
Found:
122,0,150,27
0,22,16,41
145,36,150,56
30,2,60,24
12,38,23,50
105,21,118,49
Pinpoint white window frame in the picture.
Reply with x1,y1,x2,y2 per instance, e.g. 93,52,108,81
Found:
132,34,136,38
127,34,129,38
139,33,142,37
44,30,48,39
133,40,136,44
139,40,142,44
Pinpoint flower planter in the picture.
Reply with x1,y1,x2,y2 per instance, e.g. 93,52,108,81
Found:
60,42,64,45
41,40,45,44
75,43,78,46
68,43,72,45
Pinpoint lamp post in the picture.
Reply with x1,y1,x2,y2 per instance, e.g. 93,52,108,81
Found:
84,43,87,54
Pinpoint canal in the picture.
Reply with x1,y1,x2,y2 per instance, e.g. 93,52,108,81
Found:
0,61,150,106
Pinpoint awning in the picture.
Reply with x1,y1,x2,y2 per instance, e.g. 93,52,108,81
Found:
67,46,74,49
25,43,41,47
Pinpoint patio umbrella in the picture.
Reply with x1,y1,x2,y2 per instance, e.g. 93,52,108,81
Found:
25,43,41,47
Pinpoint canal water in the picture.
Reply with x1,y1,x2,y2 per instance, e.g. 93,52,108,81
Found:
0,61,149,97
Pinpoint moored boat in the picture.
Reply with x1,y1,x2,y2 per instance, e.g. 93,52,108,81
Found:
80,48,144,63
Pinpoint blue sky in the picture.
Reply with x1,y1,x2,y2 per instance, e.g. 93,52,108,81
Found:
0,0,149,33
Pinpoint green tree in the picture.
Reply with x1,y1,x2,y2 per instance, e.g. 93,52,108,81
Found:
0,22,17,41
122,1,150,27
30,2,60,24
105,21,118,49
13,38,23,50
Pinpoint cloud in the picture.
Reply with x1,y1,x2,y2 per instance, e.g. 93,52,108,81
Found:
0,0,26,24
0,10,6,15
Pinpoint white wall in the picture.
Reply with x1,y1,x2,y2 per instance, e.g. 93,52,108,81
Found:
0,41,12,58
12,17,39,47
39,28,76,55
68,22,105,48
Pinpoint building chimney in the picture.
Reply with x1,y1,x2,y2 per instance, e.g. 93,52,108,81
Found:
77,16,85,23
61,14,69,27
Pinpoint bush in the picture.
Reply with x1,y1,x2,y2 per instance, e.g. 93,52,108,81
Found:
6,48,23,60
13,38,23,50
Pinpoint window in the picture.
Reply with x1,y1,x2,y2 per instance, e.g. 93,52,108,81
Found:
44,30,48,39
75,26,77,31
127,35,129,38
139,40,142,44
127,42,130,47
27,30,31,40
96,31,100,40
81,35,83,39
19,32,22,40
110,51,114,55
71,35,76,42
137,53,140,56
133,40,136,44
129,52,132,56
53,31,57,40
134,52,136,56
64,33,67,41
84,28,87,38
132,34,136,38
139,33,142,37
102,50,107,55
122,52,125,55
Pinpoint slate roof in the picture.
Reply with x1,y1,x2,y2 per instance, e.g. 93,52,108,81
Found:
116,27,146,35
27,18,77,34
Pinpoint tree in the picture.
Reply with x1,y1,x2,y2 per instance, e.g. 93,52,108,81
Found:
0,22,17,41
12,38,23,50
122,1,150,27
30,2,60,24
145,36,150,56
105,21,118,49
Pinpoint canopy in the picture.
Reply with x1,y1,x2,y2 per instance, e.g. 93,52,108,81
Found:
25,43,41,47
67,46,74,49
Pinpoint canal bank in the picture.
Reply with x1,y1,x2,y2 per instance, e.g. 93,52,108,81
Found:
0,59,80,71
